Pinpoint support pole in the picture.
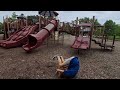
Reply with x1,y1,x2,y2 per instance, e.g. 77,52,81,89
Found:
104,35,107,49
54,30,55,44
26,16,28,26
62,32,64,46
89,16,95,49
76,17,78,25
62,22,65,45
46,17,49,47
112,35,115,47
39,16,41,31
57,20,60,43
17,19,18,31
101,25,105,45
6,17,10,38
3,16,6,39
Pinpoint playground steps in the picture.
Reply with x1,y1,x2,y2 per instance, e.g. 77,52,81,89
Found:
92,39,104,47
92,39,115,50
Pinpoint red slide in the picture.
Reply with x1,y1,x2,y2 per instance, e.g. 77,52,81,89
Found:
22,20,57,52
0,25,39,48
71,35,83,49
80,36,90,49
0,27,26,43
71,35,90,49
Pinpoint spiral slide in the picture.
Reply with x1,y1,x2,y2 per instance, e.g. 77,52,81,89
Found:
22,20,57,52
0,24,39,48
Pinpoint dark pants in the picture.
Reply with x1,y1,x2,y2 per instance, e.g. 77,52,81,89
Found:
60,73,75,79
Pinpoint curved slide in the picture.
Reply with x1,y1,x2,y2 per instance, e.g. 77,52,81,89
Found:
22,20,57,52
0,24,39,48
71,35,90,49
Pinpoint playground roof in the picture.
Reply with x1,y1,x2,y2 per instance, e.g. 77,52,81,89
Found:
80,28,91,32
38,11,59,17
81,30,91,32
17,15,26,19
94,25,104,27
79,23,92,27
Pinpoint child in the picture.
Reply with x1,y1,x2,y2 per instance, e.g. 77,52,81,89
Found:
55,56,80,79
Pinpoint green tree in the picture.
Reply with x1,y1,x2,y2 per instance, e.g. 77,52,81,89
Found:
79,17,90,23
0,22,3,30
0,22,3,33
94,19,101,25
27,15,39,24
79,17,101,25
8,12,18,22
104,20,116,36
11,12,18,20
114,24,120,36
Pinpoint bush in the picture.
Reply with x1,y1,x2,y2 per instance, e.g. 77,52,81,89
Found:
108,35,120,41
0,30,4,34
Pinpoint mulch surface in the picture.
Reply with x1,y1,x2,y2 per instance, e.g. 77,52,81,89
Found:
0,34,120,79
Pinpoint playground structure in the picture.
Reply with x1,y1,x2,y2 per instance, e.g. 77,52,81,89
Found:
58,16,115,52
71,23,92,50
3,16,27,40
0,11,64,50
0,12,116,53
3,14,55,39
22,20,57,52
0,25,39,48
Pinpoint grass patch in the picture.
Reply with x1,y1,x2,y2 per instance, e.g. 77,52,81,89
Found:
108,36,120,41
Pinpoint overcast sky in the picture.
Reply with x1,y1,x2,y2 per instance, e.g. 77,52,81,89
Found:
0,11,120,25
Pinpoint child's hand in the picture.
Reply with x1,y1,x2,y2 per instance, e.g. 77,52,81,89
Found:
56,69,64,72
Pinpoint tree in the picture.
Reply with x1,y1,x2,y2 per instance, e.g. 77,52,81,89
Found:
104,20,116,36
27,15,39,24
11,12,18,21
79,17,90,23
79,17,101,25
0,22,3,30
8,12,18,22
0,22,3,33
114,24,120,36
94,19,101,25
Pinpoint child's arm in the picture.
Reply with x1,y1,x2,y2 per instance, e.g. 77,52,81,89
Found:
62,56,75,66
57,56,65,67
